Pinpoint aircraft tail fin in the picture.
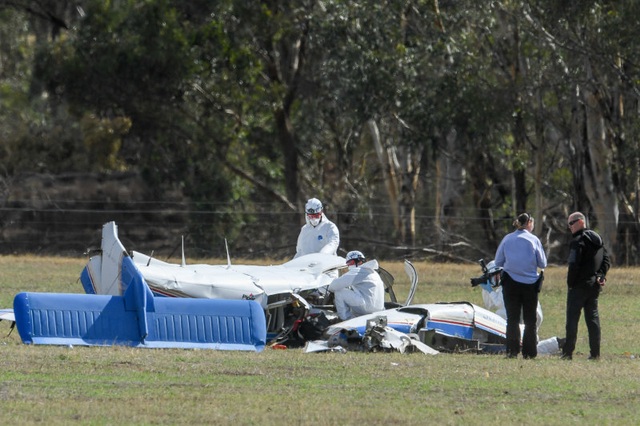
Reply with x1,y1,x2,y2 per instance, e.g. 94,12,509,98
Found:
80,221,129,296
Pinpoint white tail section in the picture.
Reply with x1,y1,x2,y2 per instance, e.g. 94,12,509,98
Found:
83,221,128,296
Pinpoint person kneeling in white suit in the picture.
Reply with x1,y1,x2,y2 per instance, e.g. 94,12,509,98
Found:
328,250,385,321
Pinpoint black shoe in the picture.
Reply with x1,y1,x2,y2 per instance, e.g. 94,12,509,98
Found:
588,355,600,360
561,354,572,360
506,353,518,359
557,337,566,349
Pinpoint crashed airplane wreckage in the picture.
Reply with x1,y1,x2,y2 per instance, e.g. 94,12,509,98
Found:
0,221,561,355
81,223,450,351
0,222,560,355
12,254,267,351
81,221,352,343
72,221,565,355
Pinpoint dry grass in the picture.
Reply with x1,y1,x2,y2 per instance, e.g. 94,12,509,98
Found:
0,256,639,424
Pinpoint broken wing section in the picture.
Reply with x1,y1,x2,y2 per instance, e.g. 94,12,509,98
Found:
132,251,268,307
81,222,346,312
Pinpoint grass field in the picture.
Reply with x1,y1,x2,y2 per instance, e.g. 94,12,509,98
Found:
0,256,639,425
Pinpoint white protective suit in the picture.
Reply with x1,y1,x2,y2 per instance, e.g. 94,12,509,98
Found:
328,259,385,320
294,213,340,258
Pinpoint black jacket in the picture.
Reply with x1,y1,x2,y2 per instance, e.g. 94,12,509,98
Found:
567,229,610,289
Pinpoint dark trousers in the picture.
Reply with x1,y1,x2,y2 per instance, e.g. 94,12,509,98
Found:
563,285,601,358
501,276,539,358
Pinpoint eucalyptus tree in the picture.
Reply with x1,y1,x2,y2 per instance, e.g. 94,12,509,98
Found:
29,0,196,178
303,1,544,254
189,0,321,210
445,1,568,252
418,1,520,253
0,8,34,176
304,0,457,248
425,1,637,263
519,1,640,263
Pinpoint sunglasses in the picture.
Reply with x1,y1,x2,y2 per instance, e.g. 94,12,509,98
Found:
307,212,322,219
568,218,581,227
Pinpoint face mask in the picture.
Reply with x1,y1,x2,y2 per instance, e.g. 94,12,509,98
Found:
308,214,321,227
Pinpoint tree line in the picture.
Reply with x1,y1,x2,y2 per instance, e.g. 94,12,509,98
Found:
1,1,640,264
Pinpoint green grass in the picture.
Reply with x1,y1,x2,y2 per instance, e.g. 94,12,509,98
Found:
0,256,639,425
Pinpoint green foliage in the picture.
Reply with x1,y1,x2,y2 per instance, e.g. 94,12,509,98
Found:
81,114,131,171
48,0,193,112
33,0,198,177
0,96,93,175
3,0,640,260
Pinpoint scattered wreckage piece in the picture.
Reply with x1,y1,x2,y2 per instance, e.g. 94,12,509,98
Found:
312,315,439,355
14,255,267,351
323,302,508,354
0,309,16,336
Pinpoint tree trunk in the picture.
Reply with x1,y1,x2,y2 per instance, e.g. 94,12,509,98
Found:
581,85,619,259
435,128,463,242
398,143,422,247
368,119,423,246
368,120,401,238
275,108,299,205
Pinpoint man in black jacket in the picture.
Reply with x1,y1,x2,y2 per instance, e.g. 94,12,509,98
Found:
562,212,610,360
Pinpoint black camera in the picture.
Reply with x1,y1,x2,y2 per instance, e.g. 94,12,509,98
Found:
470,274,488,287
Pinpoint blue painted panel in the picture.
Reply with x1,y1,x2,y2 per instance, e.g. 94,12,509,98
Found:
13,292,140,345
79,266,96,295
425,320,473,339
13,259,267,351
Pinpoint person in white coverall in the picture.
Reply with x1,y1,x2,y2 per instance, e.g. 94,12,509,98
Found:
328,250,385,321
294,198,340,258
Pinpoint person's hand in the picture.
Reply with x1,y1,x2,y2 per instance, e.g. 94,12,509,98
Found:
597,275,606,286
